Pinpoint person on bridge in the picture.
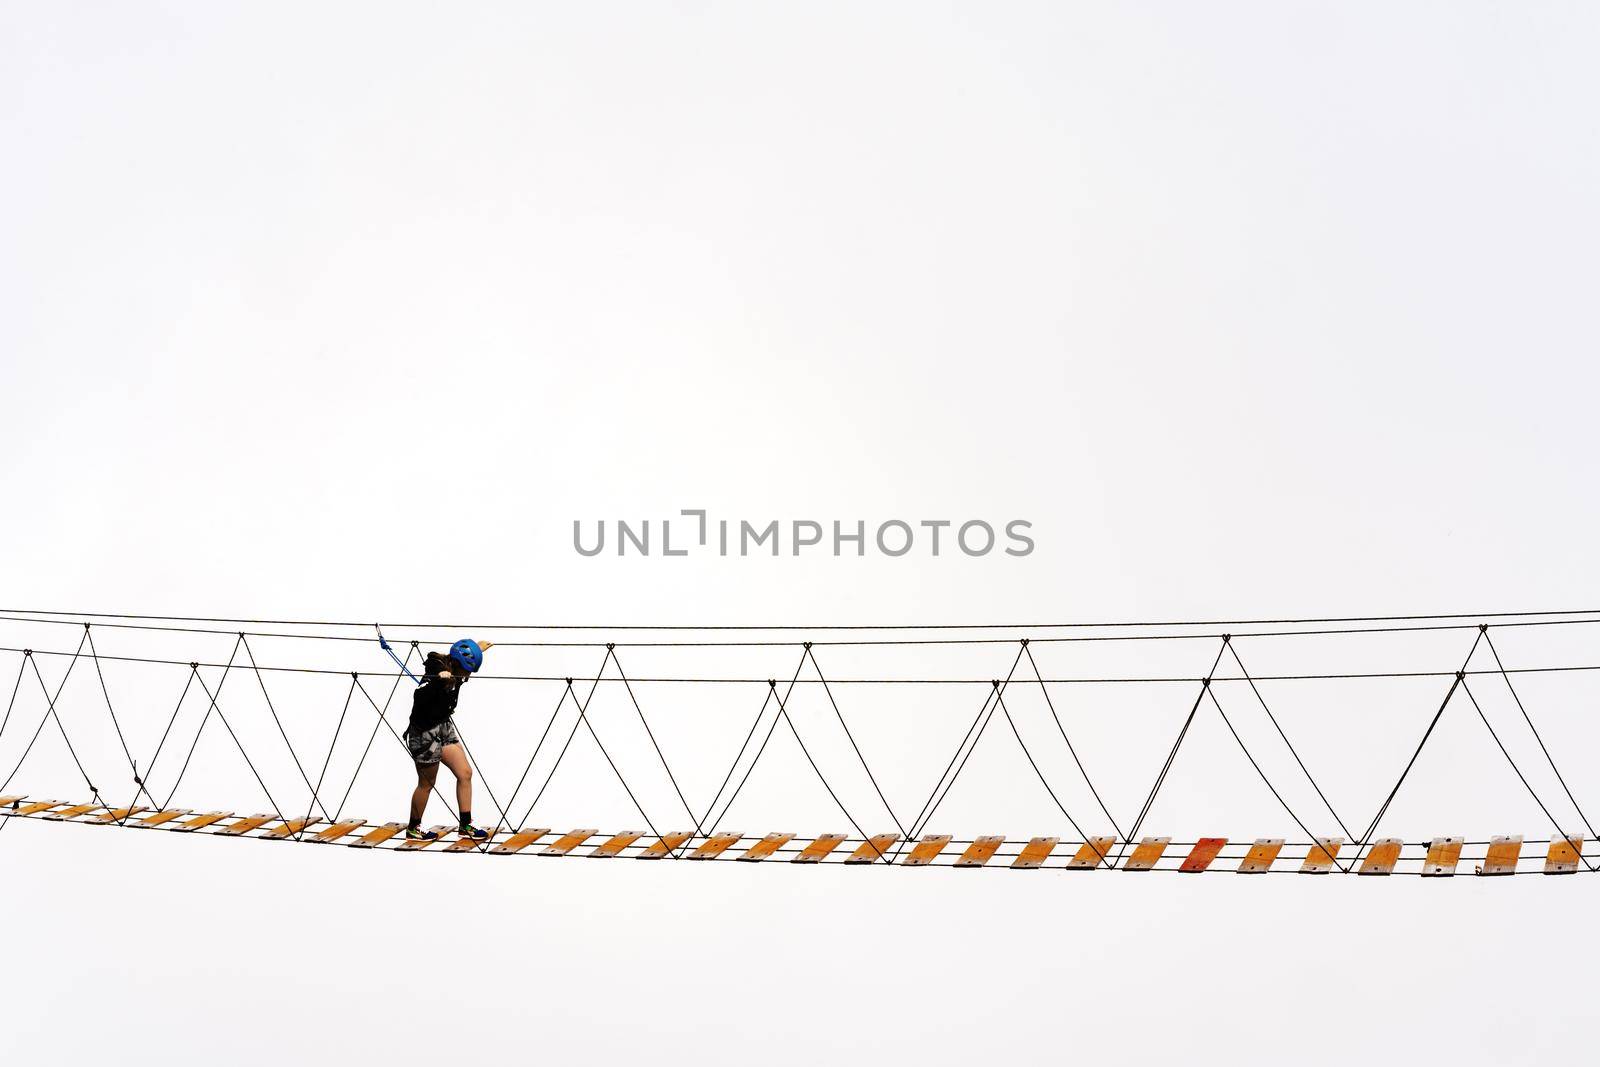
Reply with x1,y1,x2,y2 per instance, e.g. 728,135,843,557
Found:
404,638,492,841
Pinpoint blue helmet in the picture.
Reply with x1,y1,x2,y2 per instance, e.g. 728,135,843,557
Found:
449,638,485,674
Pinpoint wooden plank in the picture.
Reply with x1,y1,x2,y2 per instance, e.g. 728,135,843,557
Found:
1122,837,1171,871
43,803,101,821
396,824,454,850
955,836,1005,868
0,795,25,808
846,834,899,864
216,814,274,837
349,821,406,849
309,820,366,844
138,808,193,828
1011,836,1060,870
1544,836,1584,875
10,799,61,816
1237,838,1285,874
1179,837,1228,873
902,834,952,866
739,832,794,861
445,830,495,852
1479,835,1522,876
1301,837,1343,875
1421,836,1464,877
688,831,744,860
637,831,693,859
541,829,599,856
1358,838,1404,875
174,811,230,832
488,827,551,854
1066,836,1117,870
793,833,848,864
590,831,644,858
261,817,319,840
90,806,147,824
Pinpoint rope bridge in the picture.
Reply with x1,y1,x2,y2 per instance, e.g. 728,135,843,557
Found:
3,606,1599,877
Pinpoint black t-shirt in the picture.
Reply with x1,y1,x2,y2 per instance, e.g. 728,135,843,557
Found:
407,651,467,734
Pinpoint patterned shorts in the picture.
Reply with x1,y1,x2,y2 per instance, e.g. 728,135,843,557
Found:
404,719,461,765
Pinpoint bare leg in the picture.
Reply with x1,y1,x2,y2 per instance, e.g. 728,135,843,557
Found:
411,761,440,825
439,742,473,818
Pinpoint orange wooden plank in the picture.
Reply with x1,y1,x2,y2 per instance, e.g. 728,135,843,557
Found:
0,795,25,808
1357,838,1403,875
590,831,644,858
349,822,406,849
216,814,274,837
793,833,848,864
43,803,101,821
90,806,147,823
309,820,366,844
1237,838,1285,874
174,811,230,832
902,834,952,866
956,836,1005,868
688,832,744,860
445,829,496,852
1421,836,1463,877
138,808,193,828
261,818,319,840
1479,835,1522,876
846,834,899,864
1012,836,1060,869
1300,837,1343,874
637,831,694,859
739,832,795,861
1066,836,1117,870
1179,837,1228,873
541,829,599,856
1123,837,1171,871
1545,836,1583,875
397,824,454,850
487,827,550,855
10,799,62,816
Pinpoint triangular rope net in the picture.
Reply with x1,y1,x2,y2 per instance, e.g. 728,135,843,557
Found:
2,606,1598,876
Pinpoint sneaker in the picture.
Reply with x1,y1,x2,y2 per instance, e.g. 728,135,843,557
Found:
405,826,440,842
458,824,489,842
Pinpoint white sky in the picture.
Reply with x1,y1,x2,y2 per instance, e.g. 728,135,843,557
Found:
3,3,1599,1064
